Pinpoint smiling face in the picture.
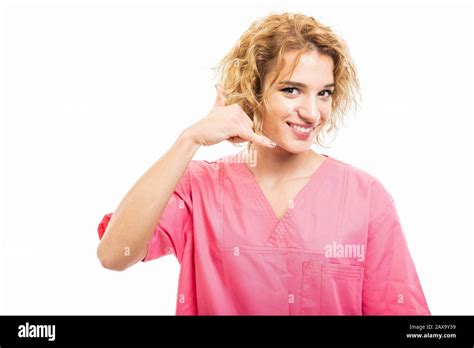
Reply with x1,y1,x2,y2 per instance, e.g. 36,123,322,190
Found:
260,49,335,154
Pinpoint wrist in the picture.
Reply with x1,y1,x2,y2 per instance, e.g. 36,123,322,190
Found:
178,127,201,151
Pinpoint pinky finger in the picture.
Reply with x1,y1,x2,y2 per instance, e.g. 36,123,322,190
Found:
247,132,276,149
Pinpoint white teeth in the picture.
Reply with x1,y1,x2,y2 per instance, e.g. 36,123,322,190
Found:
289,123,313,133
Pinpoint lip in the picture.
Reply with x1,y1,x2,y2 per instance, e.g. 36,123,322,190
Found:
286,121,315,129
286,121,315,140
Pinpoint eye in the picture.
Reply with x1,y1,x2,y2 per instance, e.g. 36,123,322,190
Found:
319,89,334,98
281,87,300,96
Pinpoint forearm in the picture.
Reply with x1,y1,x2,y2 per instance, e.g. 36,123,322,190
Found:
97,128,200,271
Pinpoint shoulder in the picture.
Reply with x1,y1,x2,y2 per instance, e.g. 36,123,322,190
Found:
185,154,234,182
187,152,248,174
328,155,381,186
184,159,219,180
327,155,395,221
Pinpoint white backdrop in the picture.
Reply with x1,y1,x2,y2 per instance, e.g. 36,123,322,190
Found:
0,0,472,315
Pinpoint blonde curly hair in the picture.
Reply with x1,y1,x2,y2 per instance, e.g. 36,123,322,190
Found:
212,12,360,148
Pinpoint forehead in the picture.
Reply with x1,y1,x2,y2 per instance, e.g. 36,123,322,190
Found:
273,49,334,88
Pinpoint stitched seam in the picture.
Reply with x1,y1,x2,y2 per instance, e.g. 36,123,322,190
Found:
335,164,348,241
369,201,394,229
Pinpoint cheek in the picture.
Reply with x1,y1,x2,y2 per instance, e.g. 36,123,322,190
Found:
266,96,297,121
320,102,332,122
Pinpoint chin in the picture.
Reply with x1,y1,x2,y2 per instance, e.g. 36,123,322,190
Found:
277,138,314,154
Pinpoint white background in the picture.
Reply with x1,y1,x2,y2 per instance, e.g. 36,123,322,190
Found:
0,0,472,315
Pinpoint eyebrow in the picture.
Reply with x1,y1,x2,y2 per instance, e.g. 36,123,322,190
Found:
278,80,335,88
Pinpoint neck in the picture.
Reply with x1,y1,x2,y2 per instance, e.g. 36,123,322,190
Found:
246,143,320,181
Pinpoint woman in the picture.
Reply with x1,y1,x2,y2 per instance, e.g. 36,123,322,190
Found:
96,12,430,315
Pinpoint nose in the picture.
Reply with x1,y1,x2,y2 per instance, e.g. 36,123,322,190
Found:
295,95,320,124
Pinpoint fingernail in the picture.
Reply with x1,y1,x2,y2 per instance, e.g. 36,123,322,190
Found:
270,142,276,147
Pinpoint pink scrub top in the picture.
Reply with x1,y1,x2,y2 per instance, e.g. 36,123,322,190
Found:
97,153,430,315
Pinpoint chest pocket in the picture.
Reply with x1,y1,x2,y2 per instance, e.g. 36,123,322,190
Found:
300,260,364,315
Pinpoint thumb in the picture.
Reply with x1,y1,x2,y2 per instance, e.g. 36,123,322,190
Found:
214,83,227,107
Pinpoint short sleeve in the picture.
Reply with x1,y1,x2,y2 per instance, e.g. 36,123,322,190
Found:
362,181,430,315
97,165,193,264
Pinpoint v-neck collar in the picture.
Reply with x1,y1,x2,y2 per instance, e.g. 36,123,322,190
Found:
237,152,334,228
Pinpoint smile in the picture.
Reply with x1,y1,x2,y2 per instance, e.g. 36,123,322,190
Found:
285,121,316,140
286,122,315,133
